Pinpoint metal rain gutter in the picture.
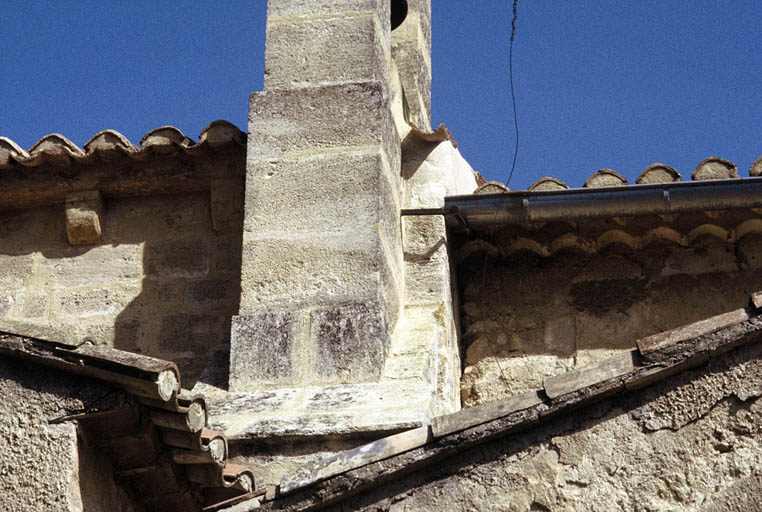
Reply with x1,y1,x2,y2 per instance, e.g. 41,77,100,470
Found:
436,177,762,232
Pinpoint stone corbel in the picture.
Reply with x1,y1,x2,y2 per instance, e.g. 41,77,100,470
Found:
65,190,104,245
210,178,244,233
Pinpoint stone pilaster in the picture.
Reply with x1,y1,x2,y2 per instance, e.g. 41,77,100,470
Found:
391,0,431,129
232,0,403,390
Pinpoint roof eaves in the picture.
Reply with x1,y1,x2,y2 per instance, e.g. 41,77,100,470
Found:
0,331,256,512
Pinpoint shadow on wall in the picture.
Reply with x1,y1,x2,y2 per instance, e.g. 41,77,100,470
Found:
0,190,243,387
457,227,762,360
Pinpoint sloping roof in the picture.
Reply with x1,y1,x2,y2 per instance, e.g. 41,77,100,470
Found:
226,291,762,511
0,121,246,211
0,332,256,512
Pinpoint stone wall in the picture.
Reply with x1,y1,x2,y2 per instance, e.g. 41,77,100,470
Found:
457,221,762,407
0,358,134,512
325,341,762,511
0,191,242,384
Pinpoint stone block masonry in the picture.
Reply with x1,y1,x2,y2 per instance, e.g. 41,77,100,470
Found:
193,0,476,484
0,192,243,384
233,0,404,390
391,0,431,129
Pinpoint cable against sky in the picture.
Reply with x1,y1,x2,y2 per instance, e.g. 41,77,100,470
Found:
506,0,519,186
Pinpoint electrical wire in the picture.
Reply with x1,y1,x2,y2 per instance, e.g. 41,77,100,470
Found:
506,0,520,186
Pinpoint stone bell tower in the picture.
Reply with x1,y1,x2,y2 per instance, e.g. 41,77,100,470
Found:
202,0,476,447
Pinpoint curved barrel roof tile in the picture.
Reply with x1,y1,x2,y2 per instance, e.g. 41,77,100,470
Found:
692,157,738,181
0,121,245,171
584,169,628,188
528,176,569,191
636,163,681,184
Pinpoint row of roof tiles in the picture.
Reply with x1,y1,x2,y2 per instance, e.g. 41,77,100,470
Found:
0,121,246,169
476,156,762,194
457,220,762,261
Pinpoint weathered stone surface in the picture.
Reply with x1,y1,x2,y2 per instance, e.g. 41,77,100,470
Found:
65,190,104,245
144,238,210,279
239,238,399,319
391,0,432,129
56,286,134,318
204,380,433,442
248,82,398,161
0,359,132,512
457,221,762,406
0,192,240,384
264,14,391,91
313,303,387,381
230,312,303,390
266,0,391,20
268,342,762,512
633,342,762,432
245,150,399,238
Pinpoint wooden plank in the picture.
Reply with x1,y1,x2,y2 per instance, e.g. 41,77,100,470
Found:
623,352,710,391
431,390,544,438
543,351,637,400
636,308,749,356
279,426,432,495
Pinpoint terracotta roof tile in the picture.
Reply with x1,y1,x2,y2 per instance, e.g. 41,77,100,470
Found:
692,157,738,180
0,121,245,171
528,176,569,191
444,155,762,195
584,168,628,188
0,121,246,212
475,181,510,194
636,163,681,184
83,129,138,154
750,155,762,177
0,136,29,165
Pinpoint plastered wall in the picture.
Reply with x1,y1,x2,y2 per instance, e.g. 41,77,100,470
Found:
0,359,134,512
323,341,762,511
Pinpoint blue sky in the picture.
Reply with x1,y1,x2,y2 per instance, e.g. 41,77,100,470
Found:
2,1,762,190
